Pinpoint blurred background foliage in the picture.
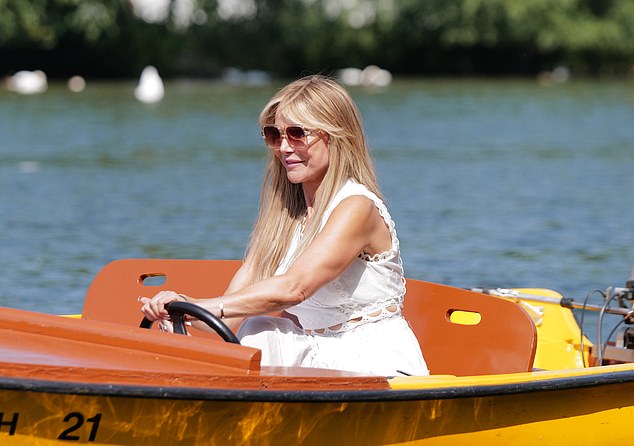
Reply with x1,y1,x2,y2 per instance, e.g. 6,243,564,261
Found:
1,0,633,78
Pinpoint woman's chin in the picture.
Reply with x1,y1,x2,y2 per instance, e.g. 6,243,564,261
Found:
286,172,304,184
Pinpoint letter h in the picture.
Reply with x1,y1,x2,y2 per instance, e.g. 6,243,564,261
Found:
0,412,18,435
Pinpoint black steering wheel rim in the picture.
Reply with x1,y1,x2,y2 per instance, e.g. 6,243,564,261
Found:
140,301,240,344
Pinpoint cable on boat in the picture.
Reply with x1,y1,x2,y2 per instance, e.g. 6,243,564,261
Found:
578,289,605,368
601,318,627,363
597,287,618,366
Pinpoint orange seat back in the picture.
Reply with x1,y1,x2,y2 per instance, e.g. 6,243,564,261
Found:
83,259,241,331
403,279,537,376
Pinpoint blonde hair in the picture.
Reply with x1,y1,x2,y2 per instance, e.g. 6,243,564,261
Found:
246,75,382,282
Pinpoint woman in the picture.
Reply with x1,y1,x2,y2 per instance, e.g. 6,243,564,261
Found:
140,75,428,376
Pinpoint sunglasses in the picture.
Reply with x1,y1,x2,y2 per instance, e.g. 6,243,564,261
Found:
262,125,316,150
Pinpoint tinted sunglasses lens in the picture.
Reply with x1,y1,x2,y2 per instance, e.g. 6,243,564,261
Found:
286,126,307,145
263,126,281,148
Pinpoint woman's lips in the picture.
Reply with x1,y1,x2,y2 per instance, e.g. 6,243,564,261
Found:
284,158,304,168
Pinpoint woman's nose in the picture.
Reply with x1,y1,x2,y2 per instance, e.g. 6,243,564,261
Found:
279,136,294,153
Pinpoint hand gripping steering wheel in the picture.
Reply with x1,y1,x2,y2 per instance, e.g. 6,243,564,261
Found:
140,301,240,344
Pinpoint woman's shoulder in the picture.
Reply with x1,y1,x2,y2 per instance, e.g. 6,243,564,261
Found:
330,179,382,209
321,179,392,230
330,194,380,221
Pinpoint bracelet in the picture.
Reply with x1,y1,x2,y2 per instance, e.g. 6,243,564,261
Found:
218,301,225,319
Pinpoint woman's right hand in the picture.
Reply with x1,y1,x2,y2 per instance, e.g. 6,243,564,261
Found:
139,290,186,321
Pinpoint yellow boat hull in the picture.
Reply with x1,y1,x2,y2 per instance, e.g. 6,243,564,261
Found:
2,364,634,445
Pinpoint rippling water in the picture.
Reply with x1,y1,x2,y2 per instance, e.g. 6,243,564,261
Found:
1,78,634,333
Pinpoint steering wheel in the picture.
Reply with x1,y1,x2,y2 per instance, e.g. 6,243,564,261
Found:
140,301,240,344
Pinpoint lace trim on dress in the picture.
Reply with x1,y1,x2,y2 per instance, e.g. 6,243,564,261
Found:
357,195,399,263
303,303,403,337
359,250,392,262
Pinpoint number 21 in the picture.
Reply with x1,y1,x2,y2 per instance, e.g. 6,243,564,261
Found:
58,412,102,442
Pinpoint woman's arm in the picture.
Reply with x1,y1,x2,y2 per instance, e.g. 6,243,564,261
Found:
212,256,254,328
225,256,255,294
141,196,390,322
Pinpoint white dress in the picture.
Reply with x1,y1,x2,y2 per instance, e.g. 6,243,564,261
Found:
237,180,428,376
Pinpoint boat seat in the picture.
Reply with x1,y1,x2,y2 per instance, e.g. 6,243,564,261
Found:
83,259,242,332
402,279,537,376
84,259,537,376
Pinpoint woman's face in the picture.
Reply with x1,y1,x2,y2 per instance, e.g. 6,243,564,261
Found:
274,110,329,193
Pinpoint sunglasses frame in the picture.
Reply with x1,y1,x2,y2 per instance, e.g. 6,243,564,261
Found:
261,125,317,150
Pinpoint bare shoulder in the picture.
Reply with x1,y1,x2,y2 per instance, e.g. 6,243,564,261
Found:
334,194,378,215
326,195,383,232
327,195,391,256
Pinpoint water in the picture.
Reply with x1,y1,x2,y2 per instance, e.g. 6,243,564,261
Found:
1,79,634,339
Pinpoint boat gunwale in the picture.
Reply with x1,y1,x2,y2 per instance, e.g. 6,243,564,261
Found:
2,367,634,403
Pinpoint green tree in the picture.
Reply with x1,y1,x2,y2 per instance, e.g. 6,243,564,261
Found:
1,0,633,77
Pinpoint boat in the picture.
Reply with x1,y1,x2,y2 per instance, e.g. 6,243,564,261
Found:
1,258,633,445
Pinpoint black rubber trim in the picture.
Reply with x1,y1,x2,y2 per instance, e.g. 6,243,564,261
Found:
1,368,634,402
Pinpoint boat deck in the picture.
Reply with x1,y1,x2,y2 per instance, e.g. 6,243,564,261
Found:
0,306,388,391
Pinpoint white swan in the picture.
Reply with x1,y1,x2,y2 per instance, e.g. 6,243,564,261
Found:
67,75,86,93
337,68,364,87
338,65,392,88
6,70,48,94
360,65,392,88
134,66,164,104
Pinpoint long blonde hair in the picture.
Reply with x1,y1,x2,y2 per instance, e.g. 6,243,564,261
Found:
246,75,382,282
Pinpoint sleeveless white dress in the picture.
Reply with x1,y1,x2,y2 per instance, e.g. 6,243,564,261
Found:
237,179,428,376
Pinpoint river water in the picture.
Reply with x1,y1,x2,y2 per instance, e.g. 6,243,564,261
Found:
1,78,633,339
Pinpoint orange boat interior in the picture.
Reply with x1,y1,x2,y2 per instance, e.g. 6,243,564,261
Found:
0,259,537,390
